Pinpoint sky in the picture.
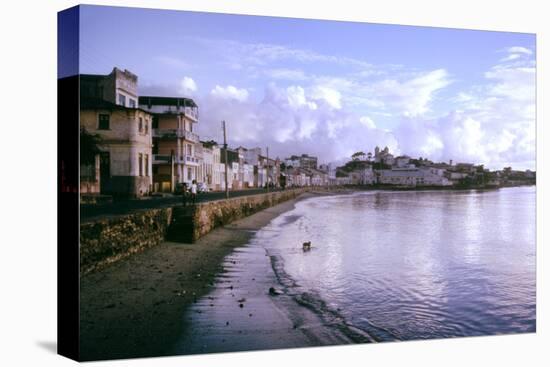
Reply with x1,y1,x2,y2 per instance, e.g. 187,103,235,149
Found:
78,5,536,170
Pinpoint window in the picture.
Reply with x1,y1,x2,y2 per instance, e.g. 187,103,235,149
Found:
152,116,159,129
139,153,143,176
129,98,136,108
139,117,143,132
145,120,149,134
187,167,192,181
145,154,149,176
118,93,126,106
186,144,192,155
98,114,110,130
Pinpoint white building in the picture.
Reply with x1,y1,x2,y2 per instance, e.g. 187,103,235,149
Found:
377,168,452,187
350,167,376,185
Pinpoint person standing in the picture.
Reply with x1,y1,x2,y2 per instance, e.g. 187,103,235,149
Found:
181,182,188,206
190,180,198,204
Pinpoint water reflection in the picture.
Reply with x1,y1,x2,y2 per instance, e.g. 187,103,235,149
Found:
264,187,536,340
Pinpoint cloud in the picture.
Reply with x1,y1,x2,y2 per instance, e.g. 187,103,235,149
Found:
286,86,317,110
265,68,307,80
507,46,532,55
369,69,452,116
154,56,190,69
359,116,376,129
500,53,521,62
146,37,534,170
185,36,374,70
309,86,342,110
195,83,397,163
179,76,197,95
391,53,535,169
210,85,249,102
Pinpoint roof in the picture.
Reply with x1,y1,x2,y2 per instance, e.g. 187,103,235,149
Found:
80,97,151,114
139,96,197,108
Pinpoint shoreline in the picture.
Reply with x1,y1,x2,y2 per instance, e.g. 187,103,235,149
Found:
80,192,323,361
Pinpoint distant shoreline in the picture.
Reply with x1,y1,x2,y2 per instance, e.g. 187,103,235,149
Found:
337,182,535,192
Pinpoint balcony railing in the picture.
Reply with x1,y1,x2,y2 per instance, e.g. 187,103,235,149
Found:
153,154,172,164
152,129,199,143
175,155,200,164
153,154,200,165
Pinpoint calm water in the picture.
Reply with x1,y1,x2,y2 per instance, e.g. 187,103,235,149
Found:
176,187,536,353
259,186,536,341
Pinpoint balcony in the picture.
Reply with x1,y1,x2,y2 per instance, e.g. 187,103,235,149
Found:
153,154,172,164
175,155,200,165
152,129,199,143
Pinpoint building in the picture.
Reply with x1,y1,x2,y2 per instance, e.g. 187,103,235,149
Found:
349,167,376,185
374,146,395,166
80,67,139,108
394,155,411,168
221,147,242,189
319,163,338,185
80,97,153,197
139,96,200,192
377,168,452,187
285,154,318,169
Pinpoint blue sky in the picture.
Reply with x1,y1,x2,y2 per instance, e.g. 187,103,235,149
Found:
78,5,536,169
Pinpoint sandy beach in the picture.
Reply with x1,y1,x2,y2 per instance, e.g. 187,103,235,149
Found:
80,191,348,361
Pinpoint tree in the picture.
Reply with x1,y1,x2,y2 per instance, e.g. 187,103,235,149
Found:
351,151,366,161
80,127,103,166
367,152,372,161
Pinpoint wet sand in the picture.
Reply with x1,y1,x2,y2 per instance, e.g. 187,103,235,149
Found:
80,192,341,361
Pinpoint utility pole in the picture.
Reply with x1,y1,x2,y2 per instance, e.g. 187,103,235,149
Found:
266,146,270,193
222,120,229,199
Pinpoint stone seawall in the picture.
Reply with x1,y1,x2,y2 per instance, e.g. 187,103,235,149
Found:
80,208,173,275
167,189,309,243
80,188,310,275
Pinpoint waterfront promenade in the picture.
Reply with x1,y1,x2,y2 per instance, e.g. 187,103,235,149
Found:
80,187,285,222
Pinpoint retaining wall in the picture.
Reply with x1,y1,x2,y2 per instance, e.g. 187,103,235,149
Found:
167,188,308,243
79,208,173,275
79,188,309,275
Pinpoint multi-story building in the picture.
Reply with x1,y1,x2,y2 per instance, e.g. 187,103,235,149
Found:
80,67,139,108
80,98,153,197
79,68,153,198
139,96,200,192
285,154,318,169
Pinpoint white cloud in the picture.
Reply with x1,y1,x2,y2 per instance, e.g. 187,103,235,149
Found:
500,53,521,62
507,46,532,55
309,86,342,110
371,69,452,116
179,76,197,95
210,85,249,102
286,86,317,110
359,116,376,129
392,51,535,170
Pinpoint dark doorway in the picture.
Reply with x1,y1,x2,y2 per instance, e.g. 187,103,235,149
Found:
99,152,111,194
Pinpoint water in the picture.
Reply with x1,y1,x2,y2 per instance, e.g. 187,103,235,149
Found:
176,186,536,352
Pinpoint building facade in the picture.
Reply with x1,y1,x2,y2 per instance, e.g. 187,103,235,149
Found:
139,96,200,192
80,99,153,197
